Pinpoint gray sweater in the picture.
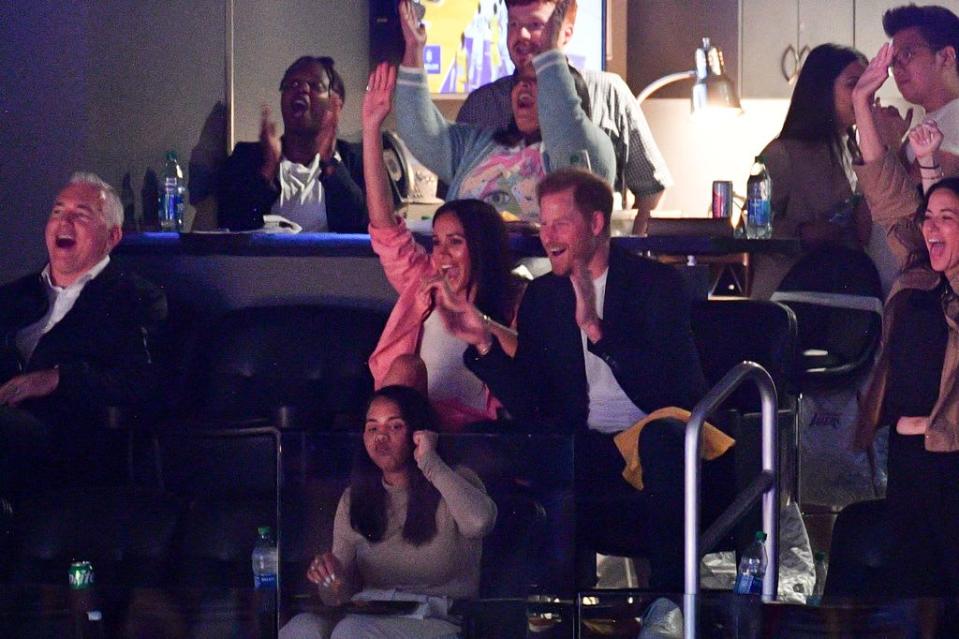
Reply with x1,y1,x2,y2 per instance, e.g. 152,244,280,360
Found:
324,451,497,604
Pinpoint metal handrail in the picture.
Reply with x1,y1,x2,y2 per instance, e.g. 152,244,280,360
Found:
683,361,779,639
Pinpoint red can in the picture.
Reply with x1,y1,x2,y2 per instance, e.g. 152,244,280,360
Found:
712,180,733,219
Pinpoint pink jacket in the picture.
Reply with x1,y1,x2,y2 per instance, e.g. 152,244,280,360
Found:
368,220,499,430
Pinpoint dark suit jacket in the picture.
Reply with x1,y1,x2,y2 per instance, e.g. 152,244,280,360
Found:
466,244,706,433
216,140,367,232
0,261,168,434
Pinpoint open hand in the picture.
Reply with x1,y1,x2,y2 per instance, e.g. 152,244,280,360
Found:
363,63,396,132
398,0,427,61
852,43,892,107
412,430,437,464
909,119,944,161
571,261,602,341
0,369,59,407
539,0,571,53
259,105,282,182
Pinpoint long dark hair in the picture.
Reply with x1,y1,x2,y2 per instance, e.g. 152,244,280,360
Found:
493,65,592,146
778,44,866,165
905,177,959,274
433,199,522,325
349,385,441,546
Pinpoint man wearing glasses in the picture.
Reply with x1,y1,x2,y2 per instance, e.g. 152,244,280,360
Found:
884,4,959,175
217,56,367,232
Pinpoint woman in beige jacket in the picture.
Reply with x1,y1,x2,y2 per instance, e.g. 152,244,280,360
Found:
851,41,959,597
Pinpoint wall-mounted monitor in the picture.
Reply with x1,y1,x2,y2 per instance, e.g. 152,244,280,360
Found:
371,0,607,97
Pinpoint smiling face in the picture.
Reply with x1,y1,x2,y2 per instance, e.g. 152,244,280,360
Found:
511,70,539,134
363,396,413,476
922,187,959,279
833,60,865,131
431,212,472,295
890,27,943,107
538,187,604,277
280,61,333,134
45,182,121,287
506,1,573,71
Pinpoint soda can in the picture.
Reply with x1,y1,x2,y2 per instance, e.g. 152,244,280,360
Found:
69,560,95,590
712,180,733,219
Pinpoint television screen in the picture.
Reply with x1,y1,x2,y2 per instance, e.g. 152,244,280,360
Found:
416,0,606,96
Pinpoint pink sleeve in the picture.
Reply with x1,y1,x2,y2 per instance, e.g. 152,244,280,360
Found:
369,219,435,293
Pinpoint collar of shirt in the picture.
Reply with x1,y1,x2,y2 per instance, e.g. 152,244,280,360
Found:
41,254,110,295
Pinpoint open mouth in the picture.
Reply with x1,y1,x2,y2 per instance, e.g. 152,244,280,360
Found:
290,97,309,116
928,238,945,260
516,93,535,109
547,246,567,258
55,236,76,249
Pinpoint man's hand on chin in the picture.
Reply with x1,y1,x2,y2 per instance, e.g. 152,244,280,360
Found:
0,369,59,407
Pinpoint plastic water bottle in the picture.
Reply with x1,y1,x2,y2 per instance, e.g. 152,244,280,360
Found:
808,551,828,605
734,530,768,595
252,526,279,590
159,151,185,231
745,156,772,239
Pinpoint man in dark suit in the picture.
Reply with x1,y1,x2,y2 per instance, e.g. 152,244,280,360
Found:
217,56,367,232
0,173,167,494
428,167,732,591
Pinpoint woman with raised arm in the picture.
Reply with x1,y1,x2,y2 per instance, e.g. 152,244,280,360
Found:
363,62,524,431
393,0,615,224
280,386,497,639
848,43,959,597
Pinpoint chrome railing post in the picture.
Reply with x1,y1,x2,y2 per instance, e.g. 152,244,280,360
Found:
683,361,779,639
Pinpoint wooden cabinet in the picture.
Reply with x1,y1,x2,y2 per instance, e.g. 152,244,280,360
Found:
740,0,854,98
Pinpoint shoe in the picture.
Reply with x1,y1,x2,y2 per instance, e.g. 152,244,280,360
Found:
638,597,683,639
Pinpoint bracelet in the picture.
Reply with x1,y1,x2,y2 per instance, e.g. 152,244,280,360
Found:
917,163,941,170
476,314,493,356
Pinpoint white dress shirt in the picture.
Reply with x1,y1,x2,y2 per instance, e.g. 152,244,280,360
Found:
15,256,111,363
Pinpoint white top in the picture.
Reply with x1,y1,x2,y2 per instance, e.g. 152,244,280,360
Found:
15,255,111,362
420,310,487,412
271,152,338,232
905,97,959,163
583,268,647,433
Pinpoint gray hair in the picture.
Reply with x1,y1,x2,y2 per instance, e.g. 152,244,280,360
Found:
67,172,124,229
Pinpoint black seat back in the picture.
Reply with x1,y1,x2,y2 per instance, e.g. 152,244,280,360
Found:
776,246,882,385
181,305,388,429
691,299,798,413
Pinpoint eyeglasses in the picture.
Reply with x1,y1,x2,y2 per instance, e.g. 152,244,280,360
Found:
280,78,330,95
890,44,934,69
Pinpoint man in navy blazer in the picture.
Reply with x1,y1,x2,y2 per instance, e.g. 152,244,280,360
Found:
428,167,732,591
0,173,166,494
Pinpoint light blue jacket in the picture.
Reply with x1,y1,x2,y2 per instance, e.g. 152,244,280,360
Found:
395,49,616,201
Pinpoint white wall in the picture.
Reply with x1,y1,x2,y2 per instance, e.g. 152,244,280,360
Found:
640,98,790,217
0,0,370,284
233,0,370,143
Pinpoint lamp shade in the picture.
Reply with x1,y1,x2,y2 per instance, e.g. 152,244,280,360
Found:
692,38,742,113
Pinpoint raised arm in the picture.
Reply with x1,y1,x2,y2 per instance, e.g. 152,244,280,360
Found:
413,432,497,538
533,0,616,184
394,1,481,183
909,119,945,194
363,63,399,231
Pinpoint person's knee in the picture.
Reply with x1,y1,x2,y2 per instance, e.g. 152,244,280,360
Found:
382,354,428,397
279,612,334,639
637,417,684,457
